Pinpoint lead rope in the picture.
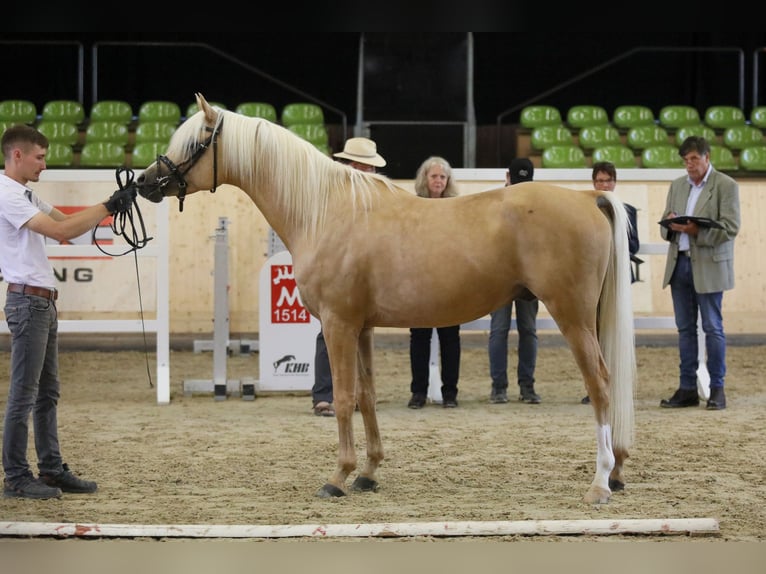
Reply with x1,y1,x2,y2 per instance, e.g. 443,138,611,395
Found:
92,167,155,387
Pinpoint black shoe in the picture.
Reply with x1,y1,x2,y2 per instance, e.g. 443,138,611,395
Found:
443,398,458,408
40,463,97,494
581,395,591,405
706,387,726,410
407,393,426,409
518,386,541,404
660,388,700,408
489,389,508,404
3,476,62,499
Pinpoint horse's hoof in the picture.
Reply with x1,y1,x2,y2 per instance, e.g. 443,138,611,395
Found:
583,486,611,504
609,478,625,492
316,483,346,498
350,476,379,492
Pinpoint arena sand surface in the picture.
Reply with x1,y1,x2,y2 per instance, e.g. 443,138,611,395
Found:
1,334,764,571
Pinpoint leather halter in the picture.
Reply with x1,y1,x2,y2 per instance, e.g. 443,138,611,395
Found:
151,116,223,212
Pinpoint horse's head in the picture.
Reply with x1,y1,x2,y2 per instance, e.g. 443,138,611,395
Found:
137,93,224,211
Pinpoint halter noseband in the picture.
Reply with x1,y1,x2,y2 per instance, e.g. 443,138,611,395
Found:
152,116,223,212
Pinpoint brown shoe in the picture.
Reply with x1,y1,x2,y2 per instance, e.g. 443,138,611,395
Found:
706,387,726,410
660,388,699,408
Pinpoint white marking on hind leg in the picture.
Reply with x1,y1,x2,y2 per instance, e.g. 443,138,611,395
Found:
594,423,615,492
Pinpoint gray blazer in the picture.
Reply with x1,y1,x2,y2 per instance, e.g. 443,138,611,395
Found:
660,169,740,293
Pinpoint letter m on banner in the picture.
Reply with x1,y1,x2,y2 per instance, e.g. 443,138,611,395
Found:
271,264,310,323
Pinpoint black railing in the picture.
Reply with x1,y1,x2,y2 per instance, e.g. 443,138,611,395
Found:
92,42,347,137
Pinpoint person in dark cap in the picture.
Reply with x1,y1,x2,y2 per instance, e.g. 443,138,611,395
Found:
488,158,541,404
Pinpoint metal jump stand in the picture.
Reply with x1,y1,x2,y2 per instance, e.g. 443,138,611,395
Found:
183,217,258,401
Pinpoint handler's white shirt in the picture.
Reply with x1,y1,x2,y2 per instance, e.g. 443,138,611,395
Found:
0,173,57,289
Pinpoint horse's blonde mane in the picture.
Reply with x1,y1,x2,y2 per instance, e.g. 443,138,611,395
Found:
169,110,396,238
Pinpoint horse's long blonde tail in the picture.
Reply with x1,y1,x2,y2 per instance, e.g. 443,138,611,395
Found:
597,193,637,452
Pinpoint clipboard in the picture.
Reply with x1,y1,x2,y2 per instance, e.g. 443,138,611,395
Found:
658,216,724,230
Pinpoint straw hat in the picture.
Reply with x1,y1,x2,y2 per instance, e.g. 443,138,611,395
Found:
333,137,386,167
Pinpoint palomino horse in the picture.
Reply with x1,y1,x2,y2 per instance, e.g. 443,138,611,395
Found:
138,94,636,504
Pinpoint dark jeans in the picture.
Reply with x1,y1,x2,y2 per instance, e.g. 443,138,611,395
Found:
488,299,538,390
409,326,460,400
312,330,333,405
3,292,64,485
670,255,726,391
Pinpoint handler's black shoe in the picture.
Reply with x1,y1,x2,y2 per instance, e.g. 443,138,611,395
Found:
4,477,62,499
660,388,699,408
40,463,97,494
706,387,726,410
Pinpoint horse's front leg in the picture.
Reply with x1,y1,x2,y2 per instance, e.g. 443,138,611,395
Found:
350,326,382,492
316,323,359,498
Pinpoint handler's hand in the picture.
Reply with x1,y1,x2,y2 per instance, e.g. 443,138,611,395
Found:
104,185,137,214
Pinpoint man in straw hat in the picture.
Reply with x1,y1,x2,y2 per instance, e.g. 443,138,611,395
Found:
312,137,386,416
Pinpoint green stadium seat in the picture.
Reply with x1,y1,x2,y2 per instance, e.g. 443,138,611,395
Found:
131,141,167,168
641,145,683,168
578,124,621,150
84,121,129,147
626,125,670,151
541,144,587,168
134,121,176,144
722,125,764,150
674,124,717,145
0,99,37,124
41,99,85,125
79,142,126,168
565,105,609,130
36,120,79,147
89,100,134,125
235,102,278,123
591,145,637,168
287,123,329,147
658,105,701,130
530,125,573,150
519,105,562,129
708,145,738,171
612,105,656,131
280,102,324,127
749,106,766,129
738,145,766,171
138,101,181,125
704,105,746,130
45,142,75,167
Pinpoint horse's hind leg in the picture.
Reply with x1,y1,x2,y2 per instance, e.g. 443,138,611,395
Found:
560,327,614,504
351,327,383,492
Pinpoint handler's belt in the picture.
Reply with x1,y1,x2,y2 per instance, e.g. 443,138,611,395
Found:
6,283,58,301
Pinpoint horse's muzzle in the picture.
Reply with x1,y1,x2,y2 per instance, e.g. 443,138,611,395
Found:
135,177,165,203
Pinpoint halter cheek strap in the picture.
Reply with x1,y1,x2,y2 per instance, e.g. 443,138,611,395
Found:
151,117,223,212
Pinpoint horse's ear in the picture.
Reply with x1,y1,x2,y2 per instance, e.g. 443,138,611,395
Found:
195,93,217,122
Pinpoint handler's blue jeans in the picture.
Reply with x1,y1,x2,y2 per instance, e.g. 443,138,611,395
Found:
2,292,63,485
488,299,538,390
669,255,726,391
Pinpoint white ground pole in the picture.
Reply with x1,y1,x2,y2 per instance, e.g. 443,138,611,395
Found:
0,518,718,539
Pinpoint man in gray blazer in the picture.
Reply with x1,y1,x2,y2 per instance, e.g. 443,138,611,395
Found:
659,136,740,411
